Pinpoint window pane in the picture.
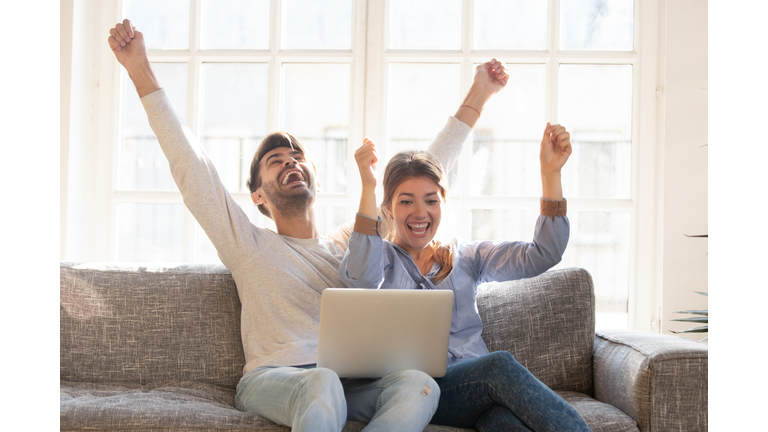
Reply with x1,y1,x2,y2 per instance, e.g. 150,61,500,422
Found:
560,0,634,51
473,0,547,50
470,207,539,243
386,63,461,188
472,64,546,197
126,0,189,50
201,0,269,49
558,64,632,199
389,0,461,50
282,63,350,194
283,0,351,49
116,203,185,262
201,63,269,193
559,211,630,329
315,206,349,237
470,208,629,329
120,63,187,191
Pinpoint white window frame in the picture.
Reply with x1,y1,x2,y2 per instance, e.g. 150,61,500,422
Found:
82,0,662,331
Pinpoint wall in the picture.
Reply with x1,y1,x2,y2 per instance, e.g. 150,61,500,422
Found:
660,0,708,340
61,0,116,261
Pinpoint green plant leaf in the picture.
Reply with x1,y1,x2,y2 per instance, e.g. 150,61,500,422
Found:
670,325,708,334
673,310,708,316
672,317,708,323
695,291,708,297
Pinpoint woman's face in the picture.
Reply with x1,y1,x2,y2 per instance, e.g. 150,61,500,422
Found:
386,176,443,255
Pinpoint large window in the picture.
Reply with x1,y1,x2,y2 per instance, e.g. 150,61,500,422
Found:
105,0,646,329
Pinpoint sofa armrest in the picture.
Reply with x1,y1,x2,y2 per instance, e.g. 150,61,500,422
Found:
593,330,708,432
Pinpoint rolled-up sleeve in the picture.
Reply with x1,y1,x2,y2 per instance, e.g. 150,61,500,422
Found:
338,214,386,288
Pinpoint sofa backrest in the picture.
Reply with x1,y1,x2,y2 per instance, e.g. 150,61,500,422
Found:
60,262,245,389
477,267,596,396
61,263,595,394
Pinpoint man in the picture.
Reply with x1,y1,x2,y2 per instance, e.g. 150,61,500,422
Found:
108,19,508,432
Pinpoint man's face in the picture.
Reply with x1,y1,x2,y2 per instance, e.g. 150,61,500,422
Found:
253,147,318,218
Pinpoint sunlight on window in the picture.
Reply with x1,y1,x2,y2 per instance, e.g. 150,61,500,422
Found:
201,0,270,49
201,63,269,193
473,0,547,50
560,0,634,51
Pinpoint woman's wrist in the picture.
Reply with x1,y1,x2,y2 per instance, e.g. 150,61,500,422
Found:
541,171,563,201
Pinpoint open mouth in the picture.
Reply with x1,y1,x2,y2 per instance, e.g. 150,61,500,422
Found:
407,222,430,237
280,169,306,187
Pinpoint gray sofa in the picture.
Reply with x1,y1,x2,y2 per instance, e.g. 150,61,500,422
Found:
60,262,708,431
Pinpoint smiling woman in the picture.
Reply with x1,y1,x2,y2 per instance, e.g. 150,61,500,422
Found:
337,123,588,430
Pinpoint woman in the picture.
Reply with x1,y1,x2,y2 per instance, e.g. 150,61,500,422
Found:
338,123,591,431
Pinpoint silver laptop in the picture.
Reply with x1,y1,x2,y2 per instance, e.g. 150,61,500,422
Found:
317,288,454,378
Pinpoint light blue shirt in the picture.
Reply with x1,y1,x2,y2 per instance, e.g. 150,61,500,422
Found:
339,212,569,367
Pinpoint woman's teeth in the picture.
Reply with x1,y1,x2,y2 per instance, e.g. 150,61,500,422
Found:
408,222,429,235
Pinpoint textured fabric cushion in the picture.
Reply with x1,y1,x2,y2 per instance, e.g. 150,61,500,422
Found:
557,391,639,432
593,330,708,432
60,380,282,431
476,268,595,395
60,262,245,389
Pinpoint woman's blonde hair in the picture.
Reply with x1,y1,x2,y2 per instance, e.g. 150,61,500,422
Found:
380,151,453,284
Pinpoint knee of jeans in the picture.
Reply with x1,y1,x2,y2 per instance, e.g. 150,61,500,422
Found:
395,370,440,400
304,368,344,399
488,350,520,369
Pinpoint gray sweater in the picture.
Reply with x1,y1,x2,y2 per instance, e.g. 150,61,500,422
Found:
141,88,470,374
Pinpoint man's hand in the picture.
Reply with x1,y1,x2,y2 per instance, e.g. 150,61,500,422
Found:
474,58,509,98
107,19,160,98
455,58,509,128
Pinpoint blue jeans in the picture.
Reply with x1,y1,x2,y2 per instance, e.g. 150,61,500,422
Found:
432,351,592,432
235,365,440,432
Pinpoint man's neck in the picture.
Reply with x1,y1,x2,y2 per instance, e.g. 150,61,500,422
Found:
272,209,320,239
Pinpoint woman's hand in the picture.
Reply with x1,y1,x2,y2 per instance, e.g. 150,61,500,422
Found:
539,123,572,201
355,138,379,190
354,138,380,219
540,123,572,176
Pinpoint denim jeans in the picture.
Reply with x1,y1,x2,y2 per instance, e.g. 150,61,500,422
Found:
432,351,592,432
235,365,440,432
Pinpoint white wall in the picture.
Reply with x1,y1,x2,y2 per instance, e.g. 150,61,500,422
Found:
660,0,708,340
61,0,117,261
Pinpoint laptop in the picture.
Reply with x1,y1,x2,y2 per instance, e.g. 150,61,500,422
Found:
317,288,454,378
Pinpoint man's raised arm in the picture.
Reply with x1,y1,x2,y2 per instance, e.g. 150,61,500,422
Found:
108,19,161,98
107,19,260,270
427,59,509,173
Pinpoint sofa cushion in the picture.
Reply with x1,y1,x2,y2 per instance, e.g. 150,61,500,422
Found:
477,268,596,395
61,380,474,431
60,380,280,431
556,391,639,432
60,262,245,389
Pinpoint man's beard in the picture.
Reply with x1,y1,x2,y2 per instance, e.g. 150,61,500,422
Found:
261,176,316,219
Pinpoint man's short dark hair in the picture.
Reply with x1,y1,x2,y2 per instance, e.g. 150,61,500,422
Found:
246,132,314,218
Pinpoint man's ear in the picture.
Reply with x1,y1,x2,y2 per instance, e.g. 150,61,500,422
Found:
252,189,267,205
